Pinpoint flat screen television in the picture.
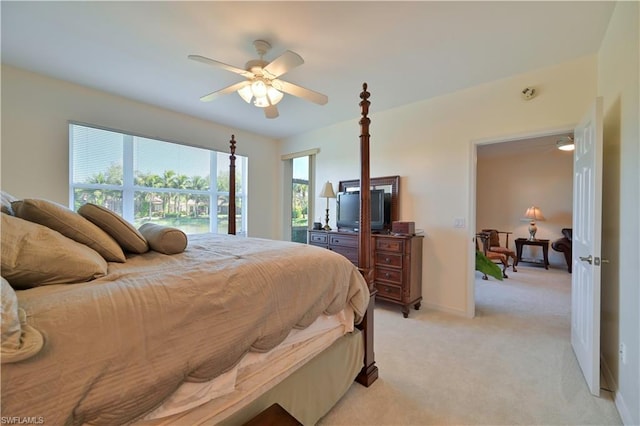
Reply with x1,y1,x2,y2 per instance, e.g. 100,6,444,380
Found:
336,189,390,232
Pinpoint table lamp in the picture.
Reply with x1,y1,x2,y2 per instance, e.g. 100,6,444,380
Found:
319,181,336,231
524,206,545,240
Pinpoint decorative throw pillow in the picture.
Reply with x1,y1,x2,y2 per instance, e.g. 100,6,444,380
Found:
1,277,44,364
1,213,108,289
12,198,125,262
1,191,18,216
139,223,188,255
78,203,149,254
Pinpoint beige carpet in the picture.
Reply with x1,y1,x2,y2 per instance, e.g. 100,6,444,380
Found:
318,266,622,425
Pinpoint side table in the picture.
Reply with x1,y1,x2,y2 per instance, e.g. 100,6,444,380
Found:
514,238,550,269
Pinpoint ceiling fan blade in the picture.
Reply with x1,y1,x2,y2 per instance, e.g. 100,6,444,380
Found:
188,55,254,79
275,80,328,105
200,81,249,102
264,105,279,119
263,50,304,79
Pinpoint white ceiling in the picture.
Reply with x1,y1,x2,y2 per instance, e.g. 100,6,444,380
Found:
1,1,614,140
477,133,574,158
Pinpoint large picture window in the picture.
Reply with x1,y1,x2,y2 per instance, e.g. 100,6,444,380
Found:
70,123,247,235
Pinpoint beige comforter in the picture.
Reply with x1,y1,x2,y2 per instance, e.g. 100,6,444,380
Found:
1,234,369,425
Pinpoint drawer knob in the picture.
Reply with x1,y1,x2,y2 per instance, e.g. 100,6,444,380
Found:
384,287,390,292
385,257,391,263
385,272,391,278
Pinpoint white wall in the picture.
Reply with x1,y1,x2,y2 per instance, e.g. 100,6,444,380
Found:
0,65,281,239
280,56,597,316
598,1,640,424
476,146,573,269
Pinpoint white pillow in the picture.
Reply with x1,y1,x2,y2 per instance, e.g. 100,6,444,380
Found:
1,190,18,215
1,277,44,364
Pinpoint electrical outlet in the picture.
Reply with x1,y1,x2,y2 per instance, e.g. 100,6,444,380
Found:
454,218,466,228
619,343,626,364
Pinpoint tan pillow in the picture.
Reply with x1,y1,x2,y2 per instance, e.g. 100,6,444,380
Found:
12,198,125,262
1,191,18,215
78,203,149,254
1,277,44,364
1,214,108,289
139,223,188,255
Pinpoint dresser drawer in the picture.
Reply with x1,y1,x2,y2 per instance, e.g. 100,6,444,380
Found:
375,267,402,284
375,237,404,253
374,252,402,268
375,282,402,301
329,246,358,265
329,233,358,248
309,232,328,245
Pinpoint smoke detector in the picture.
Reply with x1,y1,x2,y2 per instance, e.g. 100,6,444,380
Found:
521,87,536,100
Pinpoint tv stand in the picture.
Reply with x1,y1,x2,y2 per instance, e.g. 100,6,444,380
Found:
309,230,423,318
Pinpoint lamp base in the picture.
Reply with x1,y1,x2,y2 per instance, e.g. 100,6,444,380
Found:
323,208,331,231
528,222,537,241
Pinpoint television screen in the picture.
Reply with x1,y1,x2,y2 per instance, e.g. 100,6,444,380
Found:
337,189,388,232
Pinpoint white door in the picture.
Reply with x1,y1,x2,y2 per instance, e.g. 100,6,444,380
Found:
571,97,603,396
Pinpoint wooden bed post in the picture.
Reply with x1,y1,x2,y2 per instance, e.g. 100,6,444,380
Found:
356,83,379,387
228,135,236,235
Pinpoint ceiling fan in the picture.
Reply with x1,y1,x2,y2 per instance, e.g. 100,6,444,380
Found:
189,40,328,119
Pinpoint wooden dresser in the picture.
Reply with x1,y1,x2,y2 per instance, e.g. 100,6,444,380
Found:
309,231,423,318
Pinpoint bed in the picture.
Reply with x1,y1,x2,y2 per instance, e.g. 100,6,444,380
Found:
1,84,378,425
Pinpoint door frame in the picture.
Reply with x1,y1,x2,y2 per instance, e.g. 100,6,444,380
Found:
466,125,576,317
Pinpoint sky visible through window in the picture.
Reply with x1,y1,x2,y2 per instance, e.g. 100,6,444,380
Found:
293,156,308,180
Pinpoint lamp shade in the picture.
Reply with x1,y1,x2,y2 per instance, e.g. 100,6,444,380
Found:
524,206,545,221
319,181,336,198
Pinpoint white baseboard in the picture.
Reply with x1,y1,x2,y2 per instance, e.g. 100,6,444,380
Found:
601,353,635,425
614,390,635,426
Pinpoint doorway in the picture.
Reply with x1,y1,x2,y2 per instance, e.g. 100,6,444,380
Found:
469,128,574,316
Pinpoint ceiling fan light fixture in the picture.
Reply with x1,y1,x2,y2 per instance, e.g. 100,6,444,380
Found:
250,79,268,98
267,86,284,105
237,79,283,107
237,85,253,103
253,95,270,108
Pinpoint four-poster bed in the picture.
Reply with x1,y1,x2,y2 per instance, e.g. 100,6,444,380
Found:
0,84,377,425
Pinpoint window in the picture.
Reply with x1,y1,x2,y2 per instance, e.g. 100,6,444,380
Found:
281,148,318,243
291,156,310,243
70,123,247,235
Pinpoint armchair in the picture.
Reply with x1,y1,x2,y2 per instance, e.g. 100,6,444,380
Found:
552,228,572,273
476,233,508,280
481,229,517,273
